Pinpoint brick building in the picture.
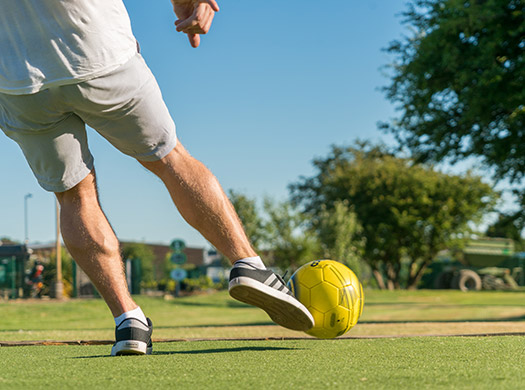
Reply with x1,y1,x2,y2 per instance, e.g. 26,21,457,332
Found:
28,240,223,296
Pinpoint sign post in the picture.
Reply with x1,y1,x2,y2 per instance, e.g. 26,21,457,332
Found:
169,239,187,296
170,268,187,297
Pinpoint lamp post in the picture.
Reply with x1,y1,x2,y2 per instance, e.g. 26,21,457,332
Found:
24,193,33,245
53,199,64,299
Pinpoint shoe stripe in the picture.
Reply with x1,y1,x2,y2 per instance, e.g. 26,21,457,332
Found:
264,274,276,285
267,277,279,288
230,267,296,298
228,276,314,331
230,267,272,283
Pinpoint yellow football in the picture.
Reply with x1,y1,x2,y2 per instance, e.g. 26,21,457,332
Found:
288,260,364,339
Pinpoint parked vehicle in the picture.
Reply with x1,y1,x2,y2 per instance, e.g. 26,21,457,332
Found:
424,238,524,291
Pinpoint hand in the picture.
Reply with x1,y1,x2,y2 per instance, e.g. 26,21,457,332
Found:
170,0,220,48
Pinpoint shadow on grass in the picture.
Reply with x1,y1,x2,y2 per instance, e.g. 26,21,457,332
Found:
72,346,300,359
154,321,275,329
153,346,301,355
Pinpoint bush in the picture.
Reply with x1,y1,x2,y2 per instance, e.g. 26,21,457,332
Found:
182,276,215,292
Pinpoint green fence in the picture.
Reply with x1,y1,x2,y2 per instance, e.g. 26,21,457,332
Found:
0,255,26,299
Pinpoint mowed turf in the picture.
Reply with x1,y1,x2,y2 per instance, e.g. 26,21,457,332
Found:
1,290,525,341
1,337,524,389
1,290,525,389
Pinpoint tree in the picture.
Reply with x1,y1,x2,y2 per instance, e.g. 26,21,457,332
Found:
121,243,155,285
290,143,498,289
262,198,320,271
382,0,525,183
486,211,525,250
316,200,364,277
229,190,364,274
43,247,74,297
0,237,20,245
228,190,266,252
229,190,318,270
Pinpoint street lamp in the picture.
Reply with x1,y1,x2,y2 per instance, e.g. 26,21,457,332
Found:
53,198,64,299
24,193,33,244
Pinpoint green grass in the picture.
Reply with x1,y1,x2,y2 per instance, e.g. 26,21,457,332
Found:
0,292,270,341
1,337,524,389
1,290,525,389
1,290,525,341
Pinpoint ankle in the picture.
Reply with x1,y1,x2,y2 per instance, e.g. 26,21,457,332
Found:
114,306,147,326
234,256,266,270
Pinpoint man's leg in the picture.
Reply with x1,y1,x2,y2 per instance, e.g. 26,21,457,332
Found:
140,142,314,331
56,169,153,355
140,142,257,263
54,170,136,317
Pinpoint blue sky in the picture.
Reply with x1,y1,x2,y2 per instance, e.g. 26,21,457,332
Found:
1,0,414,247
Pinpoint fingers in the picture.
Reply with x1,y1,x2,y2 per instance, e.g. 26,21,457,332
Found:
175,3,215,35
207,0,220,12
173,0,218,48
188,33,200,48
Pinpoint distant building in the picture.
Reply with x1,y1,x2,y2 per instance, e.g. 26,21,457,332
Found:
27,240,224,296
119,241,221,280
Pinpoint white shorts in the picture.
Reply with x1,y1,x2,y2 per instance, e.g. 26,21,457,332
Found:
0,53,177,192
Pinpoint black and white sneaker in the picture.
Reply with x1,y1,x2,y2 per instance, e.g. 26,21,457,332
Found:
229,263,314,331
111,317,153,356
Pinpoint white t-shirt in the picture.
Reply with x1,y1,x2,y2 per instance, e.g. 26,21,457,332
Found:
0,0,137,95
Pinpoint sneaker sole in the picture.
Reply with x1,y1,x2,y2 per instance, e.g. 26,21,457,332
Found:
229,276,314,331
111,340,151,356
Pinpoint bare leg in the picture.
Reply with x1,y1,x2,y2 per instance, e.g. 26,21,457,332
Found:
55,170,137,317
140,142,257,263
141,143,315,331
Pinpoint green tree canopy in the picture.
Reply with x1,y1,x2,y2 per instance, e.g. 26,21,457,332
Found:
228,190,320,270
229,192,364,274
316,200,364,276
486,211,525,250
382,0,525,182
262,198,321,270
290,143,498,289
228,190,266,252
44,247,74,297
0,237,20,245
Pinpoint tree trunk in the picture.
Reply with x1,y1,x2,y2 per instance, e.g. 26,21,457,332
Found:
407,259,432,290
385,263,398,290
372,269,386,290
393,262,401,289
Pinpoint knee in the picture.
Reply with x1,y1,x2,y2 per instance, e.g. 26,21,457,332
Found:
140,142,190,179
55,171,98,207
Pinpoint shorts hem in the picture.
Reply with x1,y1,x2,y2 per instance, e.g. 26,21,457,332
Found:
37,157,95,193
133,136,178,162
